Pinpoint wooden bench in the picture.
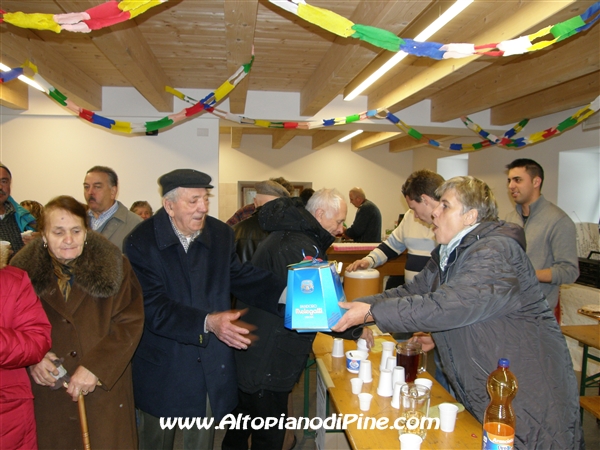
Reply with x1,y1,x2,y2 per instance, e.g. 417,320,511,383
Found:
580,396,600,420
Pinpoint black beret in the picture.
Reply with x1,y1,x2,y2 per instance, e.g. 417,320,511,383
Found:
159,169,213,196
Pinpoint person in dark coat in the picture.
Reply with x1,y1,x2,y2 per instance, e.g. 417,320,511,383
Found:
11,195,144,450
0,266,51,449
343,187,382,242
125,169,287,450
332,176,583,449
223,189,369,450
233,179,290,263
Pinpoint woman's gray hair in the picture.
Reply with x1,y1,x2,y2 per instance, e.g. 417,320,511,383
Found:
436,176,498,222
306,188,344,218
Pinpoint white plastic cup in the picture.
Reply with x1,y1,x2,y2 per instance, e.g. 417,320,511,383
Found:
350,378,363,394
382,341,395,352
357,338,369,352
399,433,423,450
377,369,393,397
358,359,373,383
358,393,373,411
332,338,344,358
391,382,404,409
438,402,459,432
380,349,393,370
414,378,433,390
386,356,397,371
392,366,406,387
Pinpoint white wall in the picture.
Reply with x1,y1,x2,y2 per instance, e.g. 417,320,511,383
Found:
558,148,600,223
0,88,220,216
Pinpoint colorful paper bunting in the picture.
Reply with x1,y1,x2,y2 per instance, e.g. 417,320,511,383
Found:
269,0,600,60
0,0,167,34
2,55,597,151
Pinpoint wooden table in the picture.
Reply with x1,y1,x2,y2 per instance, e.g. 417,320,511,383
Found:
313,333,482,449
561,325,600,396
326,248,406,292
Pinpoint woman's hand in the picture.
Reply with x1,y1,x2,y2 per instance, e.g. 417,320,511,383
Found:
410,332,436,352
346,258,370,272
66,366,98,402
331,302,372,332
29,352,59,387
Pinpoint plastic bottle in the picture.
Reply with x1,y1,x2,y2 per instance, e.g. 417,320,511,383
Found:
482,358,518,450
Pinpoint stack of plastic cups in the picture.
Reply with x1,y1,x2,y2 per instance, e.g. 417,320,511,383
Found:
380,341,395,370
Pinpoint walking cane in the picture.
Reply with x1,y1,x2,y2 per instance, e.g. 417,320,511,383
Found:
78,393,92,450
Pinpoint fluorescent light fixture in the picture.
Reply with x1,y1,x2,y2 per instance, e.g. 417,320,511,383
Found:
344,0,474,101
338,129,363,142
0,62,46,92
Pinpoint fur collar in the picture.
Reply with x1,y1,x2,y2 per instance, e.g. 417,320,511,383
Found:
10,231,123,298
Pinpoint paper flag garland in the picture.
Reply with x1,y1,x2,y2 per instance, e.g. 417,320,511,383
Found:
14,57,253,134
2,0,598,61
270,0,600,60
0,0,167,33
3,58,597,151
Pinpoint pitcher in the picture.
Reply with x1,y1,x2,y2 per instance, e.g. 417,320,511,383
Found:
396,341,427,382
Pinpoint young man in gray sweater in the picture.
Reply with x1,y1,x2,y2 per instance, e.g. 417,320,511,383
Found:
505,158,579,310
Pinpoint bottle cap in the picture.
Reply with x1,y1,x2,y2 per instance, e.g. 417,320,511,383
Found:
498,358,510,368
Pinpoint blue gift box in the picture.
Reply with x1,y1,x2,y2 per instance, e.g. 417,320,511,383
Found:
284,261,346,332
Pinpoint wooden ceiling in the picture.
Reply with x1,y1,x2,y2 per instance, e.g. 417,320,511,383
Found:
1,0,598,151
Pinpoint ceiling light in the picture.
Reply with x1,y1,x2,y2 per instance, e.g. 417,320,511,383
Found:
338,130,363,142
0,62,46,92
344,0,474,101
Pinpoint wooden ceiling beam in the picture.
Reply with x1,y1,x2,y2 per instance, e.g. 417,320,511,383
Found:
491,71,600,125
389,135,455,153
0,29,102,110
351,132,401,152
312,130,348,150
368,0,578,113
55,0,173,112
431,24,600,122
0,78,28,110
272,129,297,149
224,0,258,114
299,0,431,116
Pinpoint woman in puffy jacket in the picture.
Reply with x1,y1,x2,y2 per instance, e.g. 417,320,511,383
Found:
0,266,52,449
333,176,582,449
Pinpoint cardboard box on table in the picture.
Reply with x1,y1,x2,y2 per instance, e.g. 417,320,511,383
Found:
285,261,346,332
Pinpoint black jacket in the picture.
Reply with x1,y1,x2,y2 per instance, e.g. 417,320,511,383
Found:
232,208,268,263
235,197,360,393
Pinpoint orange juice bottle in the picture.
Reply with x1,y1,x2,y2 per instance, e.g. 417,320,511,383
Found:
482,358,518,449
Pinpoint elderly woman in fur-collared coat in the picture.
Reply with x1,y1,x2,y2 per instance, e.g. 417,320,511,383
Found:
11,195,144,450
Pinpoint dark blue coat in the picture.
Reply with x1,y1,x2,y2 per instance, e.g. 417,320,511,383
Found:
125,208,286,420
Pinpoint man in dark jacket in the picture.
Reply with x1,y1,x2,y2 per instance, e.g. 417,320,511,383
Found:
223,189,367,450
233,179,290,263
343,187,382,242
333,176,583,449
125,169,287,450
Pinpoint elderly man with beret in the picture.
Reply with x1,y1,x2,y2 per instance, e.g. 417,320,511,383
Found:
125,169,287,450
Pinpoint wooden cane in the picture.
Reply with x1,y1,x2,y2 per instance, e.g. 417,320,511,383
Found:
78,393,92,450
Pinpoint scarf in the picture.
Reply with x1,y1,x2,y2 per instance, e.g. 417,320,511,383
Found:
50,255,76,301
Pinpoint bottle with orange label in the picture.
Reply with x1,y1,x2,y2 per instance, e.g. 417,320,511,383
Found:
482,358,518,450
